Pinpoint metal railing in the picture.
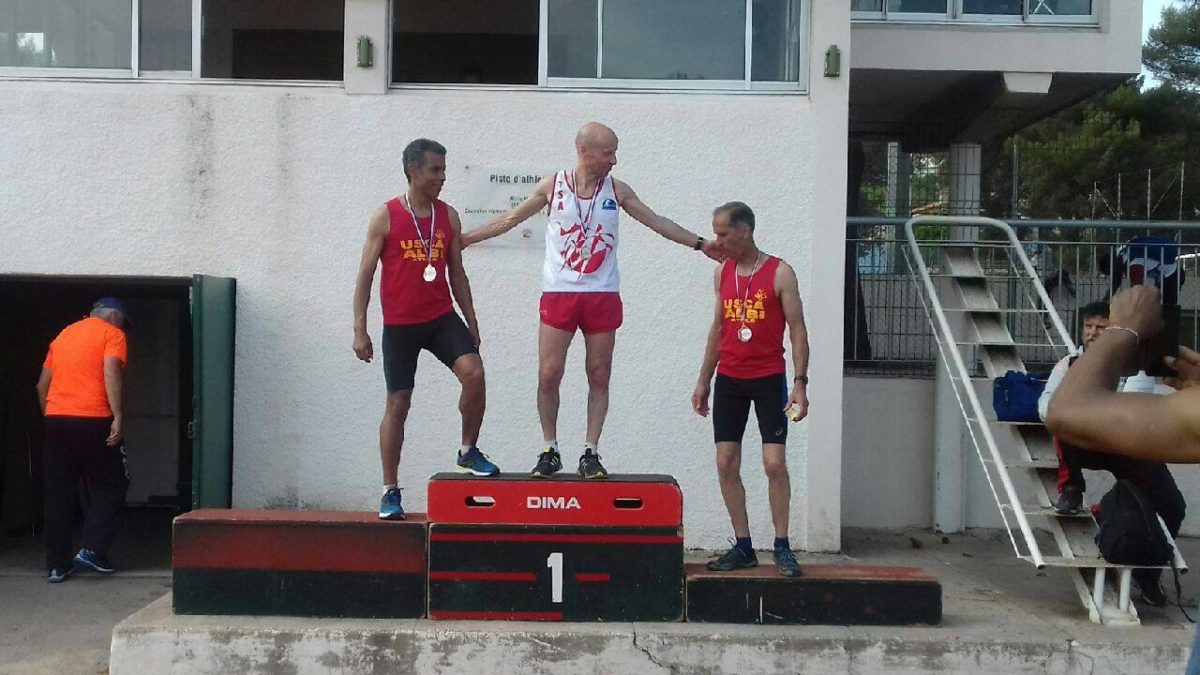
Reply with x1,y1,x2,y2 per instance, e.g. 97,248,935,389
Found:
903,215,1073,567
847,218,1200,377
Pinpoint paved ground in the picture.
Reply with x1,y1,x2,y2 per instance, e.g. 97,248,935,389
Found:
3,523,1199,674
0,509,172,675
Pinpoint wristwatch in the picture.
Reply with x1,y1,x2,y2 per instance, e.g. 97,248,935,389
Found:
794,375,809,385
694,237,705,251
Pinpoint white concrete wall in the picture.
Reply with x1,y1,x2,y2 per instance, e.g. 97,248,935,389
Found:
0,69,846,549
850,0,1141,75
843,376,1200,536
841,377,934,528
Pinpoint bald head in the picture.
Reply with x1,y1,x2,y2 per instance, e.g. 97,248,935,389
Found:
574,122,619,179
575,122,617,150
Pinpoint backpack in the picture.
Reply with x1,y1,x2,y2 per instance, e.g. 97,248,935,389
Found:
1095,480,1192,620
1095,479,1172,566
991,371,1047,423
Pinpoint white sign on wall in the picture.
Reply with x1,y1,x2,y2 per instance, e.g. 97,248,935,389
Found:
457,165,553,248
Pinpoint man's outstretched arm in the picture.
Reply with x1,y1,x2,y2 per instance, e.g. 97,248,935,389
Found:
614,179,723,261
462,175,553,247
1047,286,1200,462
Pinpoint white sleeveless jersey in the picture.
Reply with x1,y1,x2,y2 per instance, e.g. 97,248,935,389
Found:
543,170,621,292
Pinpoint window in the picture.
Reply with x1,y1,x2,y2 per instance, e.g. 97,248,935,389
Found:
392,0,539,84
140,0,192,73
0,0,131,70
961,0,1021,17
201,0,344,80
1,0,344,79
1029,0,1091,16
887,0,948,14
546,0,803,88
853,0,1097,23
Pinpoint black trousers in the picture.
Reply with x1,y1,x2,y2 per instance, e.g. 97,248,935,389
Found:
1059,439,1186,591
1057,440,1186,539
44,417,129,570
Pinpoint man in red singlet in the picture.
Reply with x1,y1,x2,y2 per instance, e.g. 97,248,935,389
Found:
463,122,723,480
691,201,810,577
353,138,498,521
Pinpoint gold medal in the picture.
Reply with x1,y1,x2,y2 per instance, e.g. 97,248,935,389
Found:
423,264,437,282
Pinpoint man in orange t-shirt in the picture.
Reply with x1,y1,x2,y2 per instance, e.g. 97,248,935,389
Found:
35,298,131,583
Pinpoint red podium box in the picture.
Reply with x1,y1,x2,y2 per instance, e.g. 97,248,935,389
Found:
427,472,683,526
173,509,427,618
427,473,684,621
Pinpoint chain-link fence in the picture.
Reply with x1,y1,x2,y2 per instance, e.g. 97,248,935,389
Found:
846,218,1200,377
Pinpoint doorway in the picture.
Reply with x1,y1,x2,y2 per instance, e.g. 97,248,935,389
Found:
0,274,234,571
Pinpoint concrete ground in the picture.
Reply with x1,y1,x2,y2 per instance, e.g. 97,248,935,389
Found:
0,509,173,675
4,525,1200,674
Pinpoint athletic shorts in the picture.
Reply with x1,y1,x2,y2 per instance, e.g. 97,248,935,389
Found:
539,292,623,334
382,312,478,392
712,372,789,444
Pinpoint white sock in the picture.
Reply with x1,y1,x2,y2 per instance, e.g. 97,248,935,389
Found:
584,442,598,455
383,484,398,495
543,440,558,453
460,444,472,456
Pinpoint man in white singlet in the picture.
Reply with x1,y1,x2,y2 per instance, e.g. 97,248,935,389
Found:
464,122,722,479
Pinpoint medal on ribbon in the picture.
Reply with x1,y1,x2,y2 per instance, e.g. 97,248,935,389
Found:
403,194,438,283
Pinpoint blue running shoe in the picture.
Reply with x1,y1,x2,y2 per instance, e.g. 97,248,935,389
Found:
378,487,405,520
74,548,115,574
47,566,74,584
456,446,500,476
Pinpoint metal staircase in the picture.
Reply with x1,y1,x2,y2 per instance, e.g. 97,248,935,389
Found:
902,215,1187,626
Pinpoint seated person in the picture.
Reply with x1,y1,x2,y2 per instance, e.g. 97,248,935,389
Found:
1038,302,1109,514
1040,299,1186,606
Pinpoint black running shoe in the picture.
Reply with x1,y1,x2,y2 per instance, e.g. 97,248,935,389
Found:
1053,484,1083,516
707,543,758,571
774,547,803,578
531,448,562,478
578,451,607,479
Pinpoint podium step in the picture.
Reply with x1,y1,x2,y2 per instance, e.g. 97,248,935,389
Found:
685,563,941,626
428,523,684,622
173,509,427,618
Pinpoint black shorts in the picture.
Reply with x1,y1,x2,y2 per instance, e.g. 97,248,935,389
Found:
382,312,478,392
712,372,789,444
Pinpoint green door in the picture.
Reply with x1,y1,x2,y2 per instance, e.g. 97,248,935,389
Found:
191,275,236,509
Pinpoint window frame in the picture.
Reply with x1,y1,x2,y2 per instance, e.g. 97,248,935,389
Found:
0,0,140,77
537,0,809,92
0,0,346,85
851,0,1099,26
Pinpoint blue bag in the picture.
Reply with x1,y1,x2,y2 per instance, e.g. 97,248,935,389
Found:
991,370,1047,422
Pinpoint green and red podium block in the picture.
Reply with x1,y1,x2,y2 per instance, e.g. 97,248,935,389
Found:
685,563,942,625
169,474,942,626
426,473,685,621
172,509,426,618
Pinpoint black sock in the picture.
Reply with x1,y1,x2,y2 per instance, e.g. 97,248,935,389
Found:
735,537,753,555
774,537,790,551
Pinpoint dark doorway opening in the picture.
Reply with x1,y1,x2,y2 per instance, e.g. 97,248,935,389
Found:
0,275,193,571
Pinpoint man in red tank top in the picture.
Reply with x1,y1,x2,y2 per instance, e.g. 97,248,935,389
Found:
691,202,810,577
353,139,498,521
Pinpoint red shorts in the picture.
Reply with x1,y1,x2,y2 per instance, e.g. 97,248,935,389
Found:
539,292,623,334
